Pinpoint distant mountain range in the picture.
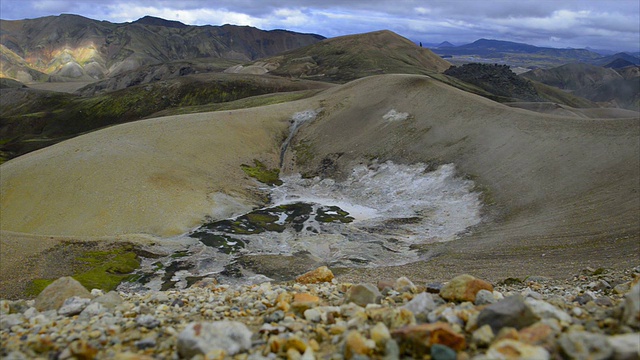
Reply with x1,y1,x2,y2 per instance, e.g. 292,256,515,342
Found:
0,14,324,82
430,38,640,68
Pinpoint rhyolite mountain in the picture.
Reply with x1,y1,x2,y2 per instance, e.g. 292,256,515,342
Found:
0,14,324,82
521,63,640,110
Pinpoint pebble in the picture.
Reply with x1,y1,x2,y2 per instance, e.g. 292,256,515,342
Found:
58,296,91,316
558,331,613,360
0,266,638,359
176,321,252,358
295,266,334,284
440,274,493,303
345,283,382,307
476,295,538,333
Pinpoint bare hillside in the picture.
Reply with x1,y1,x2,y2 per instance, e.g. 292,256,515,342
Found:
1,74,638,296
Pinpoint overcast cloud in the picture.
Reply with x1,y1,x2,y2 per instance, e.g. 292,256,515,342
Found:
1,0,638,52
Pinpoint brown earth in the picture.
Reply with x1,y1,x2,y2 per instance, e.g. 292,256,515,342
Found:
1,74,638,298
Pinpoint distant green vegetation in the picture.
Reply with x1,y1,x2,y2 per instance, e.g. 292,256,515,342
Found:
241,159,283,186
0,76,325,161
26,245,140,296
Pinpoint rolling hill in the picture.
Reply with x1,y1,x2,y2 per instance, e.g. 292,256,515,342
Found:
226,30,451,83
522,63,640,110
1,74,637,298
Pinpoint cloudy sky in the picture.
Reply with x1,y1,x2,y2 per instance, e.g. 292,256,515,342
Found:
1,0,638,52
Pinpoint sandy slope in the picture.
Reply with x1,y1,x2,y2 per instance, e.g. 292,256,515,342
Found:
1,74,638,297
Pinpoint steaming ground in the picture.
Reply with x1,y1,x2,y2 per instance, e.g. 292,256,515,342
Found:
1,74,638,298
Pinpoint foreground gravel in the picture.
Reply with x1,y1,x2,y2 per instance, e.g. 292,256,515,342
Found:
1,265,639,359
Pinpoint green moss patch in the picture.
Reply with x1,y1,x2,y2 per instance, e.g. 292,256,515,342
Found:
241,159,283,186
26,245,141,296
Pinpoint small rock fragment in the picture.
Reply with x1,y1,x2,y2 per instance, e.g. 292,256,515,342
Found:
176,321,252,358
440,274,493,303
621,281,639,329
394,277,417,293
295,266,334,284
476,295,539,333
402,292,437,321
344,330,374,359
431,344,457,360
370,322,391,347
486,339,549,360
608,333,640,360
525,298,572,323
58,296,91,317
345,283,382,307
558,331,613,360
475,289,497,305
472,324,494,347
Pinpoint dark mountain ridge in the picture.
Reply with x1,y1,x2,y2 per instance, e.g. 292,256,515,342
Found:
0,14,325,82
431,38,638,68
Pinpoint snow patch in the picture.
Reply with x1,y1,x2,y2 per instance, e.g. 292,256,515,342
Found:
383,109,410,121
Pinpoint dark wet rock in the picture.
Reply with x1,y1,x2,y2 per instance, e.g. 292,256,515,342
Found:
476,295,539,333
426,283,443,294
176,321,252,358
34,277,92,312
431,344,457,360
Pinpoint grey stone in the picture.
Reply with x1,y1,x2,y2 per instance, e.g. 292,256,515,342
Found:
177,321,252,358
559,331,613,360
34,277,92,312
0,313,25,330
91,291,123,310
79,302,107,319
431,344,456,360
476,295,539,333
345,283,382,307
574,293,595,305
608,333,640,360
402,292,437,321
621,282,639,329
58,296,91,317
135,336,157,350
136,314,160,329
474,290,497,305
525,298,572,323
383,339,400,360
264,310,285,323
522,288,543,300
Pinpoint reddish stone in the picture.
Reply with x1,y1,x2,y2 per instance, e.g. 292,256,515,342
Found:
440,274,493,303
